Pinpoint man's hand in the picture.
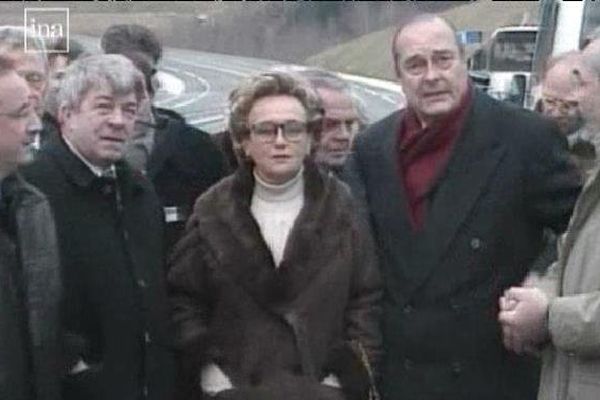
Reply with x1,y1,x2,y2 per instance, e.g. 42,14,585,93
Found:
498,287,550,354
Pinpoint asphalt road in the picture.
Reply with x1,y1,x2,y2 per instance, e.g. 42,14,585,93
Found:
77,36,404,133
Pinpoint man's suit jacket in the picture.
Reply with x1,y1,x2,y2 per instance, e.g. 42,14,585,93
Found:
344,90,582,400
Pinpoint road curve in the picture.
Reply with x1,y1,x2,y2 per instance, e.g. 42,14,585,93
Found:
76,35,404,133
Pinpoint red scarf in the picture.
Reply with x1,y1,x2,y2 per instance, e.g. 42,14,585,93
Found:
397,87,473,231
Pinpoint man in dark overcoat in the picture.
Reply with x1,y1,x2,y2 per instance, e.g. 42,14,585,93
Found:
101,24,227,254
344,14,582,400
23,54,175,400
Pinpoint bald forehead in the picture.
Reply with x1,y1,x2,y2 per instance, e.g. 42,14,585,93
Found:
584,39,600,57
318,87,353,109
544,60,579,93
395,17,459,56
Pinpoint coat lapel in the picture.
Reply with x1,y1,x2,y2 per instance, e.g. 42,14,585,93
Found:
559,167,600,266
377,112,412,232
274,163,329,309
216,164,279,308
366,113,415,304
404,92,507,298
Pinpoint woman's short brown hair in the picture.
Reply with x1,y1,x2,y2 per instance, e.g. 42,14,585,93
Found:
228,71,323,143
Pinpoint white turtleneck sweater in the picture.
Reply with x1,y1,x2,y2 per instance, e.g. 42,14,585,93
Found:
250,168,304,267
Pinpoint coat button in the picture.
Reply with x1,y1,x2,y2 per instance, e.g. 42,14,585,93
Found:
291,364,302,375
101,184,113,195
450,300,462,312
451,361,462,376
403,304,414,315
403,358,414,370
250,371,261,385
144,331,152,344
137,279,147,288
470,238,482,250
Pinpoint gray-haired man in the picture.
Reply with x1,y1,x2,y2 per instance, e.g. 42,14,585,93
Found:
23,54,175,400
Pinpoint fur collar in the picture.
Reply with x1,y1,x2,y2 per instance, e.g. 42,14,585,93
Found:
183,159,349,316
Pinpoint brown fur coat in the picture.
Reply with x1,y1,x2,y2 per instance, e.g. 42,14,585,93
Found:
168,161,381,400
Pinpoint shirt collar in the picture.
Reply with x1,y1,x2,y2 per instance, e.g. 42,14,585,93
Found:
63,136,116,178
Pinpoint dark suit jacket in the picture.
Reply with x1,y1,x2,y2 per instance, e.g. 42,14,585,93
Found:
149,108,226,255
344,90,582,400
23,136,175,400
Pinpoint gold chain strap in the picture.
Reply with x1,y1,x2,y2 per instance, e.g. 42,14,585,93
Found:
353,341,381,400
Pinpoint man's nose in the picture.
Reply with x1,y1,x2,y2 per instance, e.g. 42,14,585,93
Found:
273,127,287,145
28,92,41,110
423,60,442,81
545,107,563,118
108,108,127,126
333,124,352,140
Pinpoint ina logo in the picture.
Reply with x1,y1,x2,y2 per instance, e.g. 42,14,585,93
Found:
24,8,70,53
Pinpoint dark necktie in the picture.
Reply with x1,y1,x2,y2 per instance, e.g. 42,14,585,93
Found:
96,168,117,196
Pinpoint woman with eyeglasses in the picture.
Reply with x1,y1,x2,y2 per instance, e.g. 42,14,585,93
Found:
168,71,381,400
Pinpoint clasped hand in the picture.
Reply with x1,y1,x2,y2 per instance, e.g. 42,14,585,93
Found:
498,286,550,355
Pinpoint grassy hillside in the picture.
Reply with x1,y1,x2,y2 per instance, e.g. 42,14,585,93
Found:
0,2,232,38
306,0,539,80
0,2,466,64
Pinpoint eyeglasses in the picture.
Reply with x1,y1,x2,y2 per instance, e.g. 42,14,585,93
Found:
17,71,46,89
541,97,579,114
250,120,307,143
399,52,458,77
323,118,360,134
0,107,32,121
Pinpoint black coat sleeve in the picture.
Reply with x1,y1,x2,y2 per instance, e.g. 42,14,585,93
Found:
522,120,582,234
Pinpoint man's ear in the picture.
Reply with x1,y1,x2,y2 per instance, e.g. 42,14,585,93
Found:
393,58,403,79
240,138,251,158
392,45,403,79
58,103,71,126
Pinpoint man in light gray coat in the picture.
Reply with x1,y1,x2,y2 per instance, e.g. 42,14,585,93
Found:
499,45,600,400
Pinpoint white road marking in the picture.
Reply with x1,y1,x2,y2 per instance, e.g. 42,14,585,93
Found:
156,69,212,109
155,71,185,96
338,72,403,94
169,57,250,78
189,115,225,125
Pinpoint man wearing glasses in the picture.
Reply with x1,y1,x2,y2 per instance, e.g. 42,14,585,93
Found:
539,52,585,138
344,13,581,400
539,52,595,177
0,54,61,400
499,42,600,400
0,26,61,155
0,27,47,118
